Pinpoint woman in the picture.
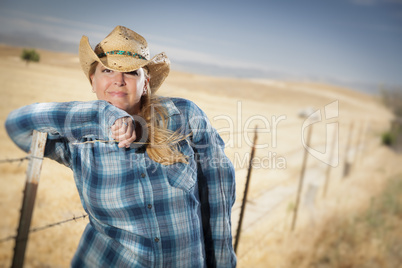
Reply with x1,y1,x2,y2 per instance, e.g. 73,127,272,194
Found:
5,26,236,267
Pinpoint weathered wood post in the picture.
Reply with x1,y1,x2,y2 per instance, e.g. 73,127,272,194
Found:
234,127,258,253
12,131,47,268
356,120,369,165
322,125,338,198
291,124,313,231
342,121,354,178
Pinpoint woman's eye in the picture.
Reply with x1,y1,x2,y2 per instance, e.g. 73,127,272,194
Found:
102,69,112,73
126,70,139,76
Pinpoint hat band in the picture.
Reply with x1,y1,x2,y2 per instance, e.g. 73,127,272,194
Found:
97,50,147,60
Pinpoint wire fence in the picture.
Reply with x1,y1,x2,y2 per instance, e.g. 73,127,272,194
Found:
0,156,29,164
230,119,374,259
0,154,89,243
0,214,88,244
0,156,45,164
0,118,374,266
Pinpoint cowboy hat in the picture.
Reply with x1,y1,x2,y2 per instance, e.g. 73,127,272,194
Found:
79,25,170,92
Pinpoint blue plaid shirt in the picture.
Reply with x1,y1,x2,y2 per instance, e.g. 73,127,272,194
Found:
5,97,236,267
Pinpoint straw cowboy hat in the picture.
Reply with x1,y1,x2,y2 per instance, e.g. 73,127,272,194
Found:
79,25,170,92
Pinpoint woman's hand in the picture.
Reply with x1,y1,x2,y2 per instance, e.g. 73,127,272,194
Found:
111,117,136,148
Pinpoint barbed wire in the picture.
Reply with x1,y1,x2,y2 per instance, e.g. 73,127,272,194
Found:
0,156,45,165
0,156,29,164
0,121,369,264
0,213,88,244
218,118,371,138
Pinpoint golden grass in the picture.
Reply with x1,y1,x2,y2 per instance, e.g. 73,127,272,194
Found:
278,175,402,268
0,45,400,267
239,146,402,268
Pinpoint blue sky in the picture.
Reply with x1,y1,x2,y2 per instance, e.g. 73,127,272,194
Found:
0,0,401,93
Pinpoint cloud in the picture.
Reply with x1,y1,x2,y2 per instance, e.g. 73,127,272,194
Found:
0,8,109,44
386,0,402,3
150,41,284,74
350,0,377,5
0,7,312,79
0,8,262,72
350,0,402,5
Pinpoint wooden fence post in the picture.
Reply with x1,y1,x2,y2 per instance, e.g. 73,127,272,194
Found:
291,124,313,231
12,131,47,268
234,127,258,253
356,120,369,165
342,121,354,178
322,125,338,198
352,122,364,165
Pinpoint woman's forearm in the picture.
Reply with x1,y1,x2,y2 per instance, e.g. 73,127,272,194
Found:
5,100,131,153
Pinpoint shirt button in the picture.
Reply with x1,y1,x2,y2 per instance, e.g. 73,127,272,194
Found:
147,204,152,209
154,237,159,242
141,173,146,178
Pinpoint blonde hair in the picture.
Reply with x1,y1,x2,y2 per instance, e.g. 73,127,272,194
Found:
89,62,188,165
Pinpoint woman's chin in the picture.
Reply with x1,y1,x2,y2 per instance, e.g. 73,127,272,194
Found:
108,102,126,111
105,100,136,114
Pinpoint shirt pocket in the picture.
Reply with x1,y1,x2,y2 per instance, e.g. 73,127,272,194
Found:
165,140,197,192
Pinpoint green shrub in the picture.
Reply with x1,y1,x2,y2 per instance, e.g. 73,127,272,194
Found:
382,131,395,146
21,49,40,65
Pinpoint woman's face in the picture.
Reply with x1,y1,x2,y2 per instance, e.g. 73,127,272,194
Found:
90,64,148,115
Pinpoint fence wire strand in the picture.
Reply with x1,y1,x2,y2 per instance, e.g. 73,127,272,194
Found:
0,119,368,265
0,156,45,165
0,157,29,164
0,214,88,244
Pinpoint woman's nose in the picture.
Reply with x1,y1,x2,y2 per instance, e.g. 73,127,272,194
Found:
113,72,126,86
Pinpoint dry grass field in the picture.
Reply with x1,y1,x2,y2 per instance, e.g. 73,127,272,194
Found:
0,44,401,267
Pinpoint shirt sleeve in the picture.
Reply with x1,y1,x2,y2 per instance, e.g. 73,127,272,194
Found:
5,100,131,167
187,101,237,267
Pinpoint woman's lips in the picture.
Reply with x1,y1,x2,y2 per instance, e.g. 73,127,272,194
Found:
108,91,128,97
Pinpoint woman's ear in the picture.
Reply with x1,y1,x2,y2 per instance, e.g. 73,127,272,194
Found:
90,75,95,93
143,76,150,95
146,77,150,88
142,85,148,96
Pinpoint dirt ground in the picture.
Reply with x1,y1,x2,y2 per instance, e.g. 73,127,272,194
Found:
0,44,400,267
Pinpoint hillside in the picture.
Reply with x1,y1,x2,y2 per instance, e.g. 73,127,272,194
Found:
0,45,400,267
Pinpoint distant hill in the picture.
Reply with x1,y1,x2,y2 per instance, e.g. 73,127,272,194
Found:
0,33,381,95
0,32,76,53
